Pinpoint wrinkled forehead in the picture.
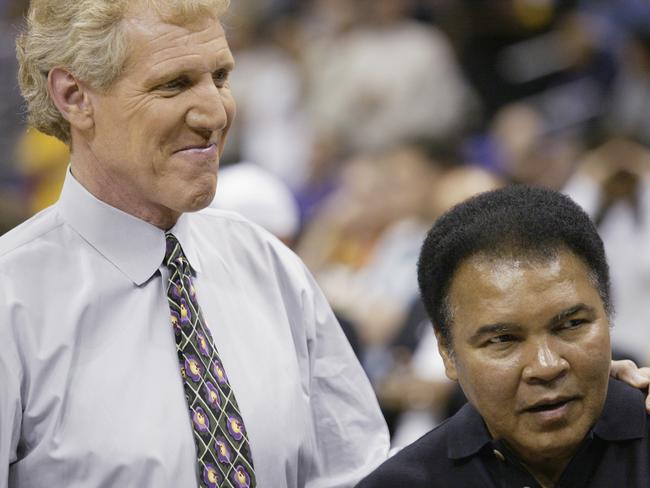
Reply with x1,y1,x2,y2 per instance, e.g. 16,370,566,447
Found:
453,250,562,294
448,246,603,310
455,246,594,285
119,7,232,78
449,248,604,316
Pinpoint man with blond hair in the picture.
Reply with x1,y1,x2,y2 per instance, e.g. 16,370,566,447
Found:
0,1,389,486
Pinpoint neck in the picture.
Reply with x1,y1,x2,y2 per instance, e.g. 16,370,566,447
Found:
70,143,179,231
503,443,573,488
525,463,566,488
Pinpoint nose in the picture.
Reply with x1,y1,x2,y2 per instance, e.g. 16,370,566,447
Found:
185,78,229,135
521,337,569,384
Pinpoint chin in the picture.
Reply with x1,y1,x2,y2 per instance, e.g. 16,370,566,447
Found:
185,188,216,212
521,431,584,460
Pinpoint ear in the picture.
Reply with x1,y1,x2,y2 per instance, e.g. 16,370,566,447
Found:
435,330,458,381
48,67,94,132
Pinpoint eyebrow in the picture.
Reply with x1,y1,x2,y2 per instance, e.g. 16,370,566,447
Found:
468,303,597,343
470,322,522,343
549,303,596,324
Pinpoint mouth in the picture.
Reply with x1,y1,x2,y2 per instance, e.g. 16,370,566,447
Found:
173,143,219,163
174,142,218,154
521,396,580,424
525,397,577,413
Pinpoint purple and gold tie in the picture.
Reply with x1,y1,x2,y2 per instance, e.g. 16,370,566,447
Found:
164,233,256,488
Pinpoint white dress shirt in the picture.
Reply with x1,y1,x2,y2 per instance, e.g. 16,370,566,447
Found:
0,171,389,487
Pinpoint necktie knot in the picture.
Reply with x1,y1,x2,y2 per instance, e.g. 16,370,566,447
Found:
164,233,187,269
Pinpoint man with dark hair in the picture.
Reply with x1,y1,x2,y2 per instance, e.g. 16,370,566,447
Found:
357,185,650,487
419,185,613,349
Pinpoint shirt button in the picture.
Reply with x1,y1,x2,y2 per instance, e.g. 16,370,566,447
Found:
493,449,506,462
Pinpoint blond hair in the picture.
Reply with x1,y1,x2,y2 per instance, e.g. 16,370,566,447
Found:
16,0,230,145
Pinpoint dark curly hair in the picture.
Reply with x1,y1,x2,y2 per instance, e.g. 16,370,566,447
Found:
417,185,611,348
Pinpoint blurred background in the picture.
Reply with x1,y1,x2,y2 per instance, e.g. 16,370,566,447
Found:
3,0,650,448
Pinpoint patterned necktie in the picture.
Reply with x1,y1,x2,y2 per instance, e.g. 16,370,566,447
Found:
164,233,256,488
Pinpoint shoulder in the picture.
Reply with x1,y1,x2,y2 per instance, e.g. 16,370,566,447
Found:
188,208,311,287
596,378,649,441
605,377,646,409
0,207,66,278
0,206,62,261
357,402,496,488
191,208,289,254
356,422,452,487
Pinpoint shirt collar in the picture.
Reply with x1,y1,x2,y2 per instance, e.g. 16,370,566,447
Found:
167,212,202,275
57,169,201,285
593,377,647,441
446,402,493,460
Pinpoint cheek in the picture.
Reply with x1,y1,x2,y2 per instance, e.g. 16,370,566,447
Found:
223,91,236,125
456,358,520,413
455,359,525,441
217,97,236,155
572,323,611,374
134,99,186,143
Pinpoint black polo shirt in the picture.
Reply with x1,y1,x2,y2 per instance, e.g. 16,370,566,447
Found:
356,378,649,487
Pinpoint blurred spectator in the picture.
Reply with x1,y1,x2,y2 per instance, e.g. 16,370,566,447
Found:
0,0,31,236
0,188,27,236
453,0,576,122
607,27,650,146
294,132,349,228
210,161,300,247
0,1,28,178
224,3,312,189
333,143,453,345
578,0,650,53
482,102,581,189
302,0,473,153
428,164,505,215
455,2,615,135
564,136,650,366
297,150,392,288
531,12,616,135
377,164,504,448
15,129,69,214
297,143,443,351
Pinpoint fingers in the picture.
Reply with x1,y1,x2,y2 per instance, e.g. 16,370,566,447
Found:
610,360,650,388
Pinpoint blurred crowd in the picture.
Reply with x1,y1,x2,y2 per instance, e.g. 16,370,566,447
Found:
2,0,650,448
